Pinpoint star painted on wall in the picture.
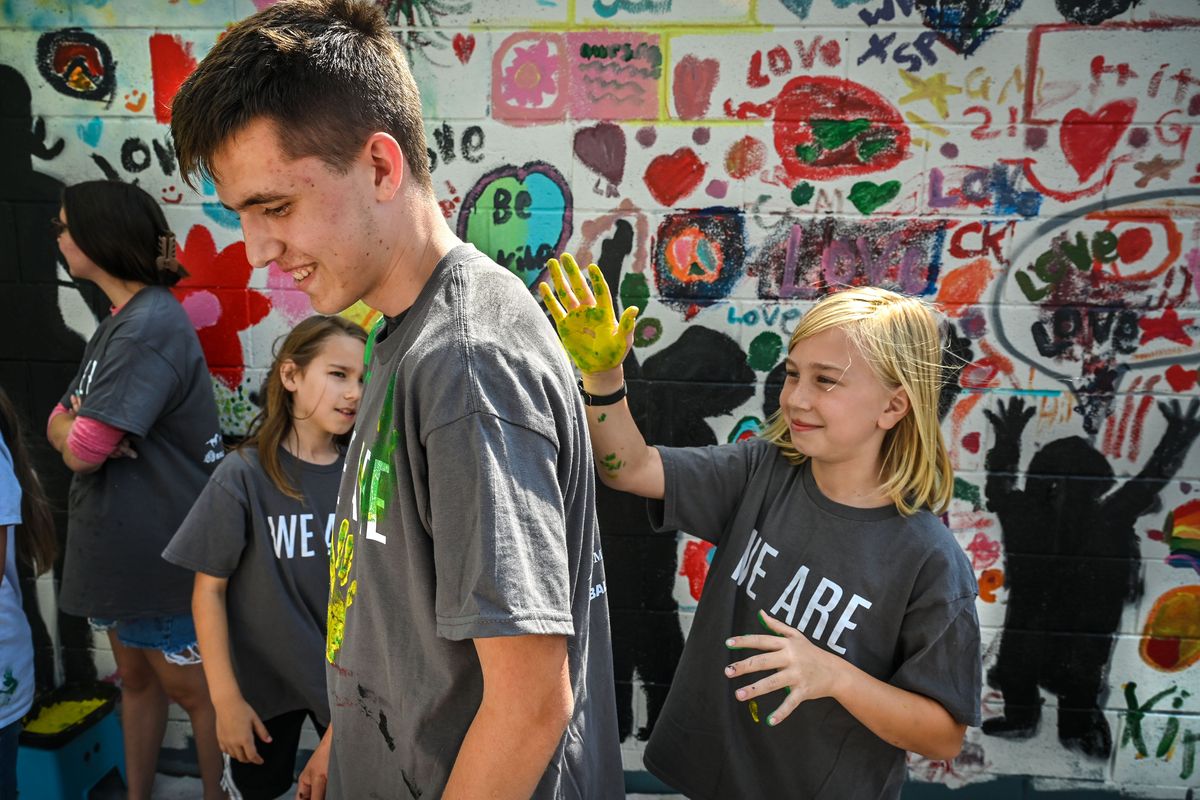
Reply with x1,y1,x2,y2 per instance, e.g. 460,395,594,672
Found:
898,70,962,119
1139,307,1194,346
1133,154,1184,188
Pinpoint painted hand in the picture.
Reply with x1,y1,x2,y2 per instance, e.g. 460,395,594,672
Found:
326,518,357,664
1159,398,1200,436
982,397,1034,440
538,252,638,374
724,610,840,727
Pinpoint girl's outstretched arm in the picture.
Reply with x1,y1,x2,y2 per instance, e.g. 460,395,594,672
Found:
725,610,967,760
539,254,664,500
192,572,272,764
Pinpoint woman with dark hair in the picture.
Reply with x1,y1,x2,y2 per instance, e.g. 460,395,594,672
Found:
46,181,226,800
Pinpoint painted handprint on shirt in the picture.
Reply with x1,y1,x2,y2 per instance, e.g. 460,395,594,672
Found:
326,517,358,664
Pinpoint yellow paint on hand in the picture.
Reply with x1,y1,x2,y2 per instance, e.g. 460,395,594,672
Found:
24,698,106,735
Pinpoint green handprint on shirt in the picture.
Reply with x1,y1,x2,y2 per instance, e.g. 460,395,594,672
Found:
326,518,358,664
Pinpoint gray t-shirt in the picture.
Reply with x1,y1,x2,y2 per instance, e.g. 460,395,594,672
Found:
163,446,339,724
59,286,224,618
645,438,981,800
325,245,622,800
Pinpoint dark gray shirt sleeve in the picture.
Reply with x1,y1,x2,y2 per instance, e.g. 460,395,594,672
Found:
889,545,983,726
78,337,180,437
163,461,250,578
648,439,767,544
426,411,574,641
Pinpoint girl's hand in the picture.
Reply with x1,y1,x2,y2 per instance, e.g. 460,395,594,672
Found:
111,437,138,459
724,610,843,727
215,696,271,764
538,252,638,375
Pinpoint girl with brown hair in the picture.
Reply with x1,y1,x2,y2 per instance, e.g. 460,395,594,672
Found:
165,316,365,800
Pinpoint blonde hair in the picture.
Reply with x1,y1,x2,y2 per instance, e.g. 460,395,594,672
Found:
760,287,953,516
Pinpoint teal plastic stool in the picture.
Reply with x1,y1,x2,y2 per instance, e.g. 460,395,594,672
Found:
16,683,125,800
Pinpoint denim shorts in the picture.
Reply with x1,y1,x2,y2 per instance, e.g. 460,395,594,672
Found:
89,614,202,666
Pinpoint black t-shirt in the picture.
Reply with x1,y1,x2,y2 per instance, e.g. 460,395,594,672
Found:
644,438,981,800
165,447,340,724
59,286,223,618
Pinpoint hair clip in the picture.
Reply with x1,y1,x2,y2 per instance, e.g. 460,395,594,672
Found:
156,232,182,272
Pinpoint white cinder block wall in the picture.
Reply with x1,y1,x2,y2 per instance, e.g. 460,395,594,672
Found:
2,1,1198,795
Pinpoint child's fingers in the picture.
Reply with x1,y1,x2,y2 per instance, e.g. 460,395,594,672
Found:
588,264,614,317
561,253,594,306
724,649,787,679
758,610,798,637
766,688,806,727
616,306,639,340
538,282,567,323
732,669,790,702
253,715,273,744
546,257,577,308
725,633,786,653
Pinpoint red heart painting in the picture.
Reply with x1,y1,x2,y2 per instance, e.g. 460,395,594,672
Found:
453,33,476,65
644,148,705,206
673,55,719,120
1059,99,1136,182
1165,363,1199,392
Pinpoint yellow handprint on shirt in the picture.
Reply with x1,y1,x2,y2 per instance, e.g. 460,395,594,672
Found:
326,518,358,664
538,252,639,375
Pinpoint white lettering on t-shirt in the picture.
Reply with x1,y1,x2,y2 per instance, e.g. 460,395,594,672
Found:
731,529,762,586
797,577,843,640
300,514,316,557
741,545,876,652
590,547,606,600
268,513,335,559
79,359,98,397
827,594,872,655
269,515,296,558
744,541,779,600
769,565,811,625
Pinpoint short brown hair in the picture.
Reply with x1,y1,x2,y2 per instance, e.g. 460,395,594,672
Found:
171,0,431,191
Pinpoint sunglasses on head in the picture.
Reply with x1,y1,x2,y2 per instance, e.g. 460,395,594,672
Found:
50,218,68,236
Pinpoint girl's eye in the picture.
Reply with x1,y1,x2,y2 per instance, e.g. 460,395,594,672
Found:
784,370,798,380
330,370,346,378
816,375,836,386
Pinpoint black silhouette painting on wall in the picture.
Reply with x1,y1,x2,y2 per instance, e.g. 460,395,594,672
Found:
0,63,105,688
591,220,756,741
982,397,1200,758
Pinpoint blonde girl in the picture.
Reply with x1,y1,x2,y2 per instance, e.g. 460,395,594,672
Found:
164,316,366,800
540,254,981,799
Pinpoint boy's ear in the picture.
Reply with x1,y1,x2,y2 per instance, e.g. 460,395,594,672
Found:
878,386,911,431
364,132,405,202
279,359,299,392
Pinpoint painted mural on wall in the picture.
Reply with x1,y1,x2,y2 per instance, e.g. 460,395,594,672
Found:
2,0,1198,794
